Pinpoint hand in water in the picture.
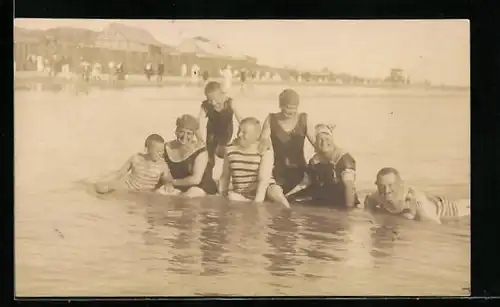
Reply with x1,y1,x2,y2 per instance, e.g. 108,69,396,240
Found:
95,182,112,194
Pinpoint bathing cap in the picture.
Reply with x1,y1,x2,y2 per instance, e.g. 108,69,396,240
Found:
315,123,336,137
176,114,199,132
279,89,300,107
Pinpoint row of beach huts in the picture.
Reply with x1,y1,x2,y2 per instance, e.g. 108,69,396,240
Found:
14,22,416,86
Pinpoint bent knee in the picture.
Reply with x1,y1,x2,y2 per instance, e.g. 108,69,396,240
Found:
182,187,206,198
266,184,284,196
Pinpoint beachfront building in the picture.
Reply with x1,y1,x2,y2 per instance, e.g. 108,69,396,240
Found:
386,68,406,84
92,23,178,75
14,27,42,71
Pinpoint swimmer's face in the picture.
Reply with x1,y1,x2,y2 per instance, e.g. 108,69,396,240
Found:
146,140,165,162
376,173,404,203
237,122,261,148
176,128,195,145
280,104,298,118
205,89,224,104
316,133,335,153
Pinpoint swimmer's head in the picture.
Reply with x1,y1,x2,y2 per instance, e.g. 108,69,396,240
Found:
144,134,165,161
175,114,199,145
375,167,405,203
279,89,300,118
314,124,336,154
237,117,262,148
204,81,225,104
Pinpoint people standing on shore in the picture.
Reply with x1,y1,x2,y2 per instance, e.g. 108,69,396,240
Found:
202,70,210,86
220,65,233,92
259,89,317,199
145,62,154,81
197,81,242,180
218,117,291,208
239,69,247,93
157,60,165,83
116,62,125,81
190,64,200,86
108,61,116,83
92,61,102,81
164,114,218,198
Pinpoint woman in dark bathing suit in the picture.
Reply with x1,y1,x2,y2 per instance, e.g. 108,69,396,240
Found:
164,114,217,197
259,89,317,199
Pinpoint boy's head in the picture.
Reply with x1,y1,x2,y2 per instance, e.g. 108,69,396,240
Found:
237,117,262,148
175,114,199,145
204,81,225,103
314,124,336,154
279,89,300,118
144,134,165,161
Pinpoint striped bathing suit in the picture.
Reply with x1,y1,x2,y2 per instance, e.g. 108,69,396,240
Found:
421,193,469,218
125,154,170,192
227,145,274,199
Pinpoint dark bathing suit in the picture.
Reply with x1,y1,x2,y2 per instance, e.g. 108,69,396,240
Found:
269,112,308,195
201,98,234,177
164,147,217,195
289,152,360,207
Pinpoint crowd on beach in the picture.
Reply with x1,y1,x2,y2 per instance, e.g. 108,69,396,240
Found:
93,81,469,225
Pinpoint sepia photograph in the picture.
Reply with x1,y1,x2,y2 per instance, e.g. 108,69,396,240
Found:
14,19,470,297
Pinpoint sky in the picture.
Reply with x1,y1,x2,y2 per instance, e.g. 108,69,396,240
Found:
14,19,470,86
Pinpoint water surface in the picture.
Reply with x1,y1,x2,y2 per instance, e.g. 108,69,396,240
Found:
15,84,470,296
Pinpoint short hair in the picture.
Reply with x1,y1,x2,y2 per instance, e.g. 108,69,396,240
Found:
144,134,165,147
204,81,222,94
240,117,261,127
375,167,401,184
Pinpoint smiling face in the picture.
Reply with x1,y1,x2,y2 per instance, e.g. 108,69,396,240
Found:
376,172,405,204
315,132,335,154
176,128,195,146
237,121,261,148
146,140,165,162
205,88,225,106
280,104,298,118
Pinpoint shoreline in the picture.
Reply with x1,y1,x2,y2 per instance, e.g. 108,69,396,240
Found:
14,71,469,92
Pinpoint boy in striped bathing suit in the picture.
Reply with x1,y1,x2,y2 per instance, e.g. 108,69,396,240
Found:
218,117,291,208
364,167,470,224
95,134,174,194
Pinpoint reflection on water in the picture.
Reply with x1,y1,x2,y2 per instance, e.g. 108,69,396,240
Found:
15,85,470,296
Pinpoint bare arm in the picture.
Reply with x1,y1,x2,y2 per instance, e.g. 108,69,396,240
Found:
172,151,209,187
218,152,231,196
97,156,134,184
196,106,207,144
254,150,274,202
305,118,316,147
231,102,242,124
341,169,357,208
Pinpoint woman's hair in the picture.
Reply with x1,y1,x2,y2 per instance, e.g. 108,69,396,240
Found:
175,114,199,132
144,134,165,147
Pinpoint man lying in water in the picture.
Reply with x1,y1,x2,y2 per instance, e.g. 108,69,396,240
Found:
218,117,291,208
364,167,470,224
286,123,360,208
94,134,175,194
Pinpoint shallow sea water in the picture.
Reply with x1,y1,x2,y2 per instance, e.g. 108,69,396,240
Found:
15,83,470,296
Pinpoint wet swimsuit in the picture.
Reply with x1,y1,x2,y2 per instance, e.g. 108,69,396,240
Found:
164,147,217,195
289,151,360,207
201,98,235,177
226,145,275,199
269,112,308,194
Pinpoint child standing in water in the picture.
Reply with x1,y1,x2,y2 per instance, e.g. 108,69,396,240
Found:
197,81,242,179
259,89,317,198
94,134,174,194
219,117,290,208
